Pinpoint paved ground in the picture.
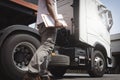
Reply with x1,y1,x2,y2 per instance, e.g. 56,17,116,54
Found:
1,73,120,80
57,73,120,80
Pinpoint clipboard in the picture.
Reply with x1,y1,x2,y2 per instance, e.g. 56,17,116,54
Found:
41,14,68,27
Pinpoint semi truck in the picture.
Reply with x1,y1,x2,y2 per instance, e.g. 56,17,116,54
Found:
49,0,113,78
0,0,113,80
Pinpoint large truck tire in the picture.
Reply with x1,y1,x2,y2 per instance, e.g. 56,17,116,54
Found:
0,34,40,80
49,55,70,78
49,66,67,78
88,50,106,77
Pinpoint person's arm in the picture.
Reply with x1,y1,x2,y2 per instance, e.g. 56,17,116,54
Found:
46,0,63,28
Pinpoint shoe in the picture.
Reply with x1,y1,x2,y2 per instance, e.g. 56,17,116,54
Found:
23,72,41,80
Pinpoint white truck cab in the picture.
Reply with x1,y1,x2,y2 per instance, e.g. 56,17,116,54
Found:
49,0,113,78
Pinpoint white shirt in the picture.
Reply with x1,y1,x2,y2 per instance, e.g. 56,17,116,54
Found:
37,0,58,25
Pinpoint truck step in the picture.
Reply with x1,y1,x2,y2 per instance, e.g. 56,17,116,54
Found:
78,56,85,66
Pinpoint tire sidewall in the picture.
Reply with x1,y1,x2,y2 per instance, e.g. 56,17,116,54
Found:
91,50,106,77
49,66,67,78
1,34,40,80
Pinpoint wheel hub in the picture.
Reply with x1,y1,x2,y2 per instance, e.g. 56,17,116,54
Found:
94,56,104,71
12,42,36,71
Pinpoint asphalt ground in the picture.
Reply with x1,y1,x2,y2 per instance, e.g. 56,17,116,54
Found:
56,73,120,80
0,73,120,80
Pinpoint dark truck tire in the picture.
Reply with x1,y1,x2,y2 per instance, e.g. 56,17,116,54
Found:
49,55,70,78
88,50,106,77
0,34,40,80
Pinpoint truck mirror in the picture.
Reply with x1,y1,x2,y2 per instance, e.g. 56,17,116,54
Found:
98,4,113,32
107,10,113,31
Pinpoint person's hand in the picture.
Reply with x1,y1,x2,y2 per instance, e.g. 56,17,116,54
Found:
55,20,63,28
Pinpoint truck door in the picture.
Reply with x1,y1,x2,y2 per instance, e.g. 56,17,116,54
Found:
83,0,112,47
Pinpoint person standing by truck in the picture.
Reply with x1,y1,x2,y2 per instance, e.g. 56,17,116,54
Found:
23,0,63,80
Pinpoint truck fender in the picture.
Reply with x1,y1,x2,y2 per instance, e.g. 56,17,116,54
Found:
0,25,41,47
93,42,112,65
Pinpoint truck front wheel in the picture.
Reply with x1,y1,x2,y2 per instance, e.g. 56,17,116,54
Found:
0,34,40,80
88,50,106,77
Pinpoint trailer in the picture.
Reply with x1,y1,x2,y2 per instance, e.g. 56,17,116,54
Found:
0,0,40,80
